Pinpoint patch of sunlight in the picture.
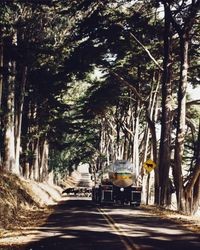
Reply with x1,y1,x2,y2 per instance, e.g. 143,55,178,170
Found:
151,235,200,241
0,236,28,244
115,223,191,236
103,208,150,217
150,236,172,241
66,225,110,232
116,223,157,233
59,235,78,239
150,227,186,235
110,223,149,238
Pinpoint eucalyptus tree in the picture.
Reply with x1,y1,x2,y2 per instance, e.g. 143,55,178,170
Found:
156,0,174,207
17,1,78,181
157,0,200,214
0,0,75,179
64,0,200,213
0,1,32,174
64,1,165,200
0,0,198,215
27,0,200,214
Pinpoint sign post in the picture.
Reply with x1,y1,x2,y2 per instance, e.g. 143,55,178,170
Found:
143,159,156,205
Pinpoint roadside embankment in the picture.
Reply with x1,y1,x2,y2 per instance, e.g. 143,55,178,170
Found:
0,173,63,232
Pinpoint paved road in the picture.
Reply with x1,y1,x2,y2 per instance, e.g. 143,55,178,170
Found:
7,197,200,250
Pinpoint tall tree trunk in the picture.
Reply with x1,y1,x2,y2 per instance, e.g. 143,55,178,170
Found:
140,71,160,204
32,138,40,181
0,34,3,109
15,65,27,174
3,58,16,173
173,35,189,212
0,31,3,167
133,106,140,177
146,72,160,204
164,0,200,214
158,5,173,206
39,138,49,182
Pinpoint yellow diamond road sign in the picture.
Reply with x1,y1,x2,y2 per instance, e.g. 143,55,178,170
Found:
143,159,156,173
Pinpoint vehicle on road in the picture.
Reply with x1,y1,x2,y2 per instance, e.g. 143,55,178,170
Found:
62,187,92,197
92,160,142,206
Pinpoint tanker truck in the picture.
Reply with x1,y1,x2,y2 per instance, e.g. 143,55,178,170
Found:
92,160,142,206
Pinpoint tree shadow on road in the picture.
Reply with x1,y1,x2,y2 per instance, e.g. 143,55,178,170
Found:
6,199,200,250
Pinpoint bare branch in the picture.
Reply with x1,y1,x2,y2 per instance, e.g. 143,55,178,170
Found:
116,23,163,71
110,71,148,106
186,99,200,107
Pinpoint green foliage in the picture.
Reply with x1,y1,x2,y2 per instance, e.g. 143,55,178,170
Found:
80,77,121,118
0,0,199,181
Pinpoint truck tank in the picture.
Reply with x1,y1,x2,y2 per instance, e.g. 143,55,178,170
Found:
92,160,141,206
108,160,137,188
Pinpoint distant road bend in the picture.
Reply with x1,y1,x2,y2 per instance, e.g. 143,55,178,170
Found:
21,197,200,250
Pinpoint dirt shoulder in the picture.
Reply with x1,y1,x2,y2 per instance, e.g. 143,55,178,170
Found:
141,205,200,233
0,173,63,247
0,207,52,244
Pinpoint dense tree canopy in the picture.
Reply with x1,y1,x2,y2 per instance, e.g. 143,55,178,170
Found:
0,0,199,215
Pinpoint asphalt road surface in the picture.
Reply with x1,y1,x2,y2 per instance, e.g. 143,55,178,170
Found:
10,197,200,250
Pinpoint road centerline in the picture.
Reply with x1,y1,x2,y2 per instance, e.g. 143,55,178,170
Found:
98,207,139,250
